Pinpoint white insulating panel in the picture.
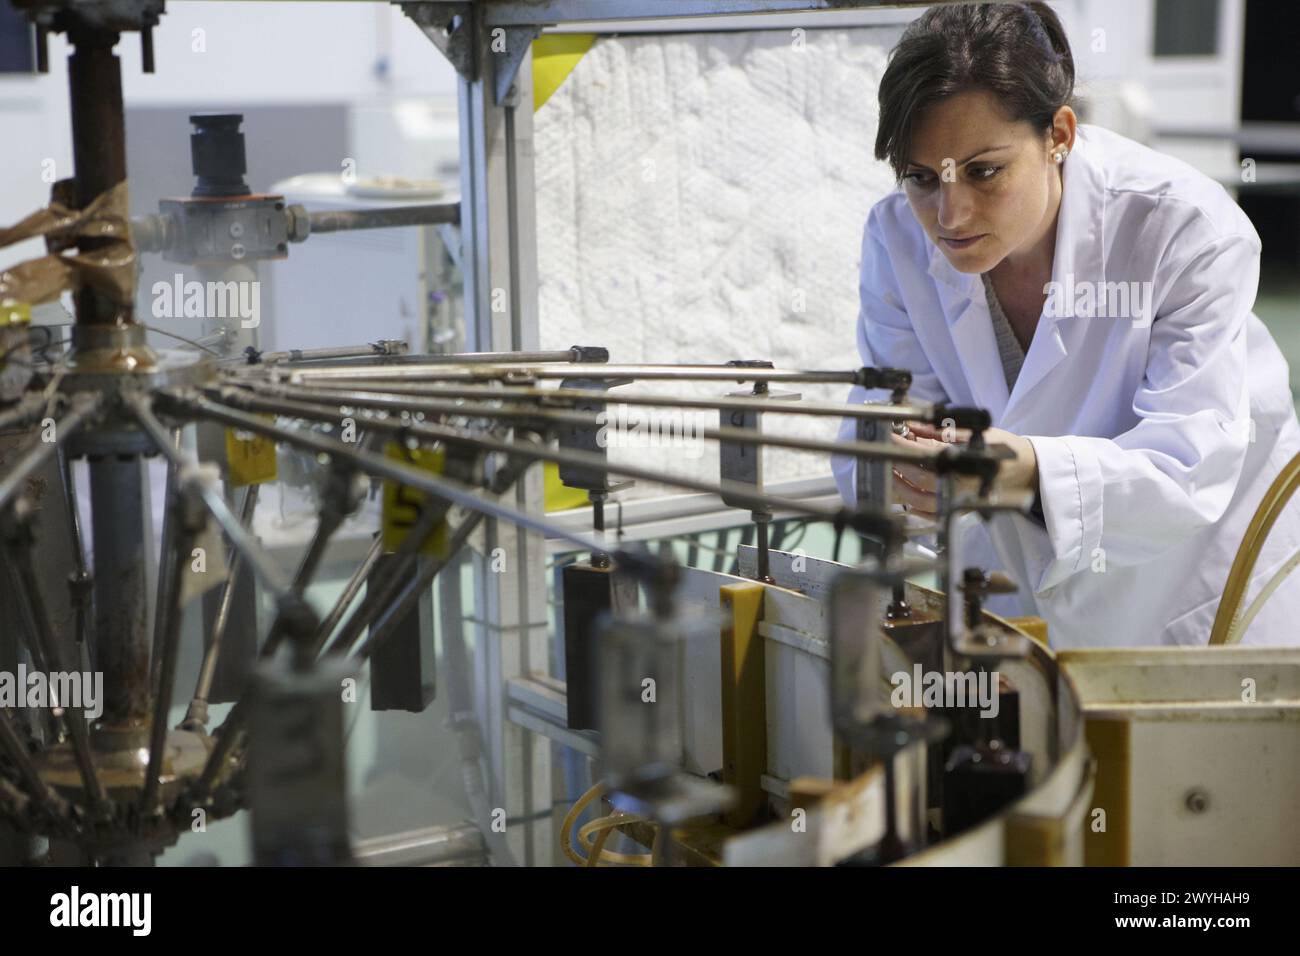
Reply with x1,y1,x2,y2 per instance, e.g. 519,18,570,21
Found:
534,26,905,498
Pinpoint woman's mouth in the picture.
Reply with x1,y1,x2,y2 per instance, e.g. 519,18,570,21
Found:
940,234,987,250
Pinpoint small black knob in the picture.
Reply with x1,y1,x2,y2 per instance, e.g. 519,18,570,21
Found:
190,113,251,198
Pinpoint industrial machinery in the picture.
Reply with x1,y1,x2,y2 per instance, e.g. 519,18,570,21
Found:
0,0,1295,868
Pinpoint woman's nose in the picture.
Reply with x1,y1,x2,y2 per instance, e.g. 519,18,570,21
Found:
936,183,973,233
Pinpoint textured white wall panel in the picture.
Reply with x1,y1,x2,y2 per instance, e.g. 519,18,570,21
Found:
535,27,906,496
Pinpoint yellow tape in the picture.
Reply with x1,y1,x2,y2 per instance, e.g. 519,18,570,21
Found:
720,582,767,828
381,442,449,556
533,33,595,112
0,300,31,327
224,420,277,487
544,460,589,512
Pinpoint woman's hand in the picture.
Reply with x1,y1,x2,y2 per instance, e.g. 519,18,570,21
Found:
886,421,1039,516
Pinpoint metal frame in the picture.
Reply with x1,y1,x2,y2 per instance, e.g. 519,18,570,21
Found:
395,0,937,866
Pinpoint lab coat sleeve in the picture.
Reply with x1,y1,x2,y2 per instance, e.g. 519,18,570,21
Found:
833,212,948,504
1023,233,1259,591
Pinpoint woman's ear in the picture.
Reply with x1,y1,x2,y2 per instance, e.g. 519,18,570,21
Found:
1050,105,1078,159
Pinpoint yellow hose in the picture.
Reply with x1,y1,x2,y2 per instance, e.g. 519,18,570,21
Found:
560,780,662,866
559,781,607,866
579,813,653,866
1210,451,1300,644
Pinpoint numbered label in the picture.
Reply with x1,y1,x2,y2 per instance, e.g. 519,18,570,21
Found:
381,443,449,556
224,421,277,487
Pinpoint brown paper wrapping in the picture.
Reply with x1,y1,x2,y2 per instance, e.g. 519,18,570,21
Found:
0,179,135,307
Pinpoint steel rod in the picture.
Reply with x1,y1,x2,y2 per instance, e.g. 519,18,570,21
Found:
202,385,888,523
240,347,609,370
249,342,409,366
318,493,453,658
0,396,98,514
5,535,107,811
148,427,182,693
139,487,202,813
126,396,293,600
245,362,879,386
158,390,614,555
220,380,947,468
313,534,384,650
307,202,459,234
260,484,348,659
186,483,259,724
68,29,130,327
351,511,485,662
224,376,942,426
322,451,529,661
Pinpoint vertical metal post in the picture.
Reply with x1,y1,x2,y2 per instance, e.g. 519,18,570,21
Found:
67,28,131,329
456,22,551,865
89,453,152,726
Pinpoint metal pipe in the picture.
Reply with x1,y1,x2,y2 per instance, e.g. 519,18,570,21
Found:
140,486,202,813
248,362,875,386
291,506,340,593
352,821,487,867
184,483,259,729
204,385,888,525
88,453,152,726
68,28,130,327
222,380,946,468
226,377,940,426
148,427,182,693
260,478,348,658
314,534,384,649
248,342,409,366
238,347,609,370
480,0,901,28
4,531,107,812
307,202,459,234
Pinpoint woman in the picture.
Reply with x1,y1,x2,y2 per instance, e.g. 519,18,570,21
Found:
832,1,1300,647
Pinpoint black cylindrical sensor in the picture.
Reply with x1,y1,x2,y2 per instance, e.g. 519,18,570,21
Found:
190,113,250,197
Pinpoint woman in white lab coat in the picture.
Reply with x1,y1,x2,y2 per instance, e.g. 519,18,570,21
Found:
833,1,1300,647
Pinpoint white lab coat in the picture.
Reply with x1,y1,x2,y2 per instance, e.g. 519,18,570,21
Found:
833,124,1300,648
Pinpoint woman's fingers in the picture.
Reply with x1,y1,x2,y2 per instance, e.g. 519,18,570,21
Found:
892,460,937,495
888,429,944,473
906,420,972,444
890,469,939,515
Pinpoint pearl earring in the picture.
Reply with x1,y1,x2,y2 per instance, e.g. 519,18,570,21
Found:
1053,150,1068,163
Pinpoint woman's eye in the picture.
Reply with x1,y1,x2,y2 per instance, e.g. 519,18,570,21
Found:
969,165,1002,181
903,171,936,187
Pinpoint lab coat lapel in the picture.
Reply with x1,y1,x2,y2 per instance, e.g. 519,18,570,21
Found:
1003,131,1107,428
929,250,1011,421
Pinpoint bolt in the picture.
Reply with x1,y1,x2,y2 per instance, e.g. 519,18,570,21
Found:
1184,788,1209,814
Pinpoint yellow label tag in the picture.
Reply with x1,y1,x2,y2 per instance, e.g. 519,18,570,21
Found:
224,421,278,487
381,442,449,557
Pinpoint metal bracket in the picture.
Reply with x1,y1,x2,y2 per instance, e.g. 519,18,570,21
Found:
401,1,477,81
491,25,542,106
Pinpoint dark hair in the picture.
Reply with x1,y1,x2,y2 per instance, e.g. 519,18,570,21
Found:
875,1,1075,179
